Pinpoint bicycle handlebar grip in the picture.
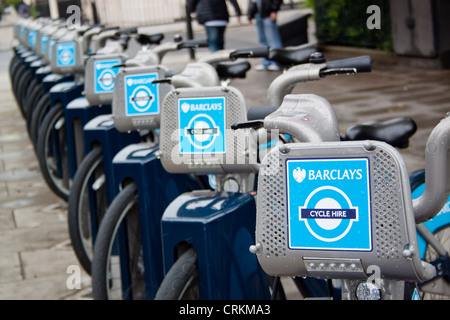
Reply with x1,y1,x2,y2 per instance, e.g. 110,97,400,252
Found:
178,39,209,49
101,26,120,32
229,46,269,60
326,55,372,73
116,27,138,35
247,106,278,121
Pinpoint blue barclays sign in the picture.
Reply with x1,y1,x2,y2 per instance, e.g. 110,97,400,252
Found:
125,73,159,116
286,158,372,251
56,42,76,67
94,59,121,94
178,96,226,154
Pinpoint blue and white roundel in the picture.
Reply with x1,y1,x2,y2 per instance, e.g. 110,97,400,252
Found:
28,30,38,48
286,158,372,251
178,97,226,154
41,35,49,55
94,59,121,93
125,73,159,116
56,42,76,67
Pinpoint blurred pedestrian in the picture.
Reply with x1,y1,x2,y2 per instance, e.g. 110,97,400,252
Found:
17,0,30,18
248,0,283,71
188,0,242,52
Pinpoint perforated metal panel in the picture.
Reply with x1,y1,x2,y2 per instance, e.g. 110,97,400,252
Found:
112,66,171,132
255,140,432,282
160,86,254,175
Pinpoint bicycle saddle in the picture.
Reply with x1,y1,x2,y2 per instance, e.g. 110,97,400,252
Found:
345,117,417,149
135,33,165,46
215,60,251,79
268,43,317,68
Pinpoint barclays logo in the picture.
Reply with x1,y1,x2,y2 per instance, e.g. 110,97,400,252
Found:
293,167,306,183
181,102,190,113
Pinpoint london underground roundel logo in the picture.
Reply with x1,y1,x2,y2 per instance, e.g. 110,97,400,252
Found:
185,114,220,150
129,85,155,112
299,186,358,242
56,42,76,67
98,69,115,90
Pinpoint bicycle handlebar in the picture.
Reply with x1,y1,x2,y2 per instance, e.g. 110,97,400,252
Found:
247,106,278,121
413,115,450,223
177,39,209,49
115,27,138,36
267,55,372,106
321,55,372,76
229,46,270,60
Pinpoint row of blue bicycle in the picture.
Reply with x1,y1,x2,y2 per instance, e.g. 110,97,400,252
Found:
9,17,449,300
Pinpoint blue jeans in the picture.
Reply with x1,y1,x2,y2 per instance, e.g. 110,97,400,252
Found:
205,26,226,52
255,14,283,67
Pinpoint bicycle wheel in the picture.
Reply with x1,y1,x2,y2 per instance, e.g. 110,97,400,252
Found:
9,54,21,84
36,103,70,200
92,183,146,300
24,81,43,128
68,146,106,275
16,69,32,111
29,93,50,148
12,63,26,101
154,247,199,300
421,227,450,299
411,170,450,299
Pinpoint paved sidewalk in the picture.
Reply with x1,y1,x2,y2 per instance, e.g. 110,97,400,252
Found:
0,15,449,300
0,69,91,300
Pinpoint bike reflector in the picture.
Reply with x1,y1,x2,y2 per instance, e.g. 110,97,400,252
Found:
84,54,128,106
112,66,171,132
254,140,435,282
160,86,255,175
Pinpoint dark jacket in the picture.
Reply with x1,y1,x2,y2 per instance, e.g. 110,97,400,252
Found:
189,0,242,25
248,0,283,20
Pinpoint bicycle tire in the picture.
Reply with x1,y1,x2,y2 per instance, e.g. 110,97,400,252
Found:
29,93,50,148
154,247,199,300
422,227,450,299
16,69,32,111
12,63,26,100
68,146,105,275
36,103,70,200
411,171,450,299
9,55,21,84
24,80,43,127
92,183,146,300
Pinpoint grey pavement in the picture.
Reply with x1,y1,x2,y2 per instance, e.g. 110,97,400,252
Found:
0,11,449,300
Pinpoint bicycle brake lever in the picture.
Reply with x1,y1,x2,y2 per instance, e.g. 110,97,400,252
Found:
231,120,264,130
152,78,172,84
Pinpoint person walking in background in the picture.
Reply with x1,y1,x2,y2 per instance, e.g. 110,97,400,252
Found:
17,0,30,18
248,0,283,71
188,0,242,52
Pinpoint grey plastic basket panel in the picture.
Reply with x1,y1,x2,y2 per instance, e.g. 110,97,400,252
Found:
255,140,427,281
112,66,171,132
160,86,252,175
84,54,128,106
